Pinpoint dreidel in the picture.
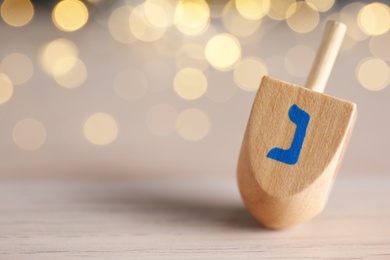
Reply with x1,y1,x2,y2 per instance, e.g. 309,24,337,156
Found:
237,21,357,229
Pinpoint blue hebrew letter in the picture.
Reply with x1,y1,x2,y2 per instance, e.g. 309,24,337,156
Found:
266,104,310,165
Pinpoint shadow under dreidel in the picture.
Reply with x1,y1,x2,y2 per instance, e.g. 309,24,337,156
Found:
142,194,265,231
80,177,266,231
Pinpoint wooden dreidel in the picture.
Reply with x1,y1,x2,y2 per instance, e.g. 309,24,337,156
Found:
237,21,357,229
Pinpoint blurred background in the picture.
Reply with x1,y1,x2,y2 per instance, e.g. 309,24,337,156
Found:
0,0,389,179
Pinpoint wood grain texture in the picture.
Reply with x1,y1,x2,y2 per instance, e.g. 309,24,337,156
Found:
237,76,357,229
0,175,390,259
305,21,346,93
236,21,355,229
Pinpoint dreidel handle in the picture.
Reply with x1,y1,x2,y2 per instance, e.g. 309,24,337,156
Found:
305,21,346,93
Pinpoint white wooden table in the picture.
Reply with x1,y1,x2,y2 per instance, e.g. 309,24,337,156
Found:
1,174,390,259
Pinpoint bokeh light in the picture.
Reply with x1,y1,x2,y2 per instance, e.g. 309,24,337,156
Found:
0,53,33,85
286,2,320,33
358,2,390,36
176,44,208,71
357,58,389,91
39,38,79,76
53,57,87,89
13,118,46,151
154,34,183,57
235,0,270,20
143,0,173,28
174,68,207,100
174,0,210,35
108,5,136,44
266,56,294,83
306,0,335,13
84,113,118,146
0,73,13,105
286,45,315,77
52,0,89,32
205,33,241,71
370,31,390,61
340,3,369,41
340,34,357,52
1,0,389,176
130,4,167,42
267,0,295,21
146,103,178,136
176,108,210,141
234,57,268,91
0,0,34,27
206,70,237,102
222,1,262,37
114,68,148,101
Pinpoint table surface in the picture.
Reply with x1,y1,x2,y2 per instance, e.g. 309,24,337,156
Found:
1,174,390,259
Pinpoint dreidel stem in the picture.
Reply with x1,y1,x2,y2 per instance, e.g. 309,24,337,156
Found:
305,21,346,93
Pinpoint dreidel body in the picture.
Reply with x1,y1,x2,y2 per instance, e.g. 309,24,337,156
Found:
237,21,357,229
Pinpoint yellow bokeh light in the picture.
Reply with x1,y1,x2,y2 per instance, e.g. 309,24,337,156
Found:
174,0,210,36
340,3,369,41
306,0,335,12
174,67,207,100
108,6,136,44
146,103,178,136
0,73,13,105
40,38,79,76
267,0,295,21
357,58,389,91
0,53,33,85
234,57,268,91
370,31,390,61
286,45,315,77
235,0,270,20
13,118,46,151
176,44,208,72
84,113,118,146
340,34,357,52
206,71,237,102
1,0,34,27
114,68,148,101
286,2,319,33
358,2,390,36
205,33,241,71
154,34,183,57
53,57,87,89
52,0,89,32
176,108,210,141
222,1,262,37
144,1,172,28
130,4,167,42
